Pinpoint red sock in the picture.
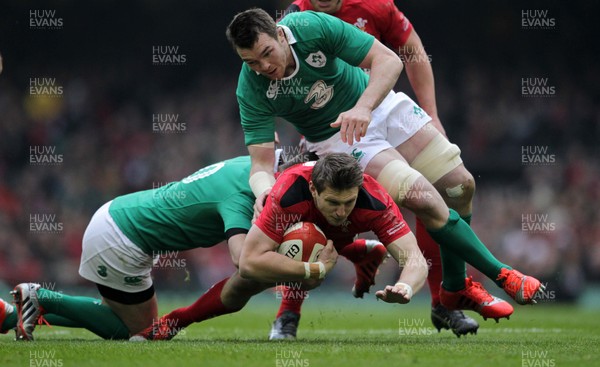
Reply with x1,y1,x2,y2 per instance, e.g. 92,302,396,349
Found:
339,238,367,262
276,285,307,318
416,217,443,306
165,277,237,328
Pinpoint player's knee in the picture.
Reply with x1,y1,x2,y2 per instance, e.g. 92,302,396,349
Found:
439,167,476,205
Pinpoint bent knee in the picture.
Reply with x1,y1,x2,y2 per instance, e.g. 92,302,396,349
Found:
437,167,476,201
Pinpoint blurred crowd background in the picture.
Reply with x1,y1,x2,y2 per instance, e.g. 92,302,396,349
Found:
0,1,598,302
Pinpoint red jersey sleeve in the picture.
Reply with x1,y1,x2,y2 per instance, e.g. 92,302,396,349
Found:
361,176,411,245
254,164,313,243
376,1,413,50
254,182,289,244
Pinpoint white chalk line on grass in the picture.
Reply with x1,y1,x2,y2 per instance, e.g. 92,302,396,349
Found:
312,328,565,335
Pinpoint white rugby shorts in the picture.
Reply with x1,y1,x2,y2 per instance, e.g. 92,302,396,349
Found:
305,91,431,169
79,201,156,293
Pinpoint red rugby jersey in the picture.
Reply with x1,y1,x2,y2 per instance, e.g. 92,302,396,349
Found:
255,162,410,250
288,0,413,50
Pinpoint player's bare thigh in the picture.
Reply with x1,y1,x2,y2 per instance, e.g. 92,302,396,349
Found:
395,122,439,164
364,146,408,178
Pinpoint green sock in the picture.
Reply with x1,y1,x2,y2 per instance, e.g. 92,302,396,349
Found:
1,310,17,333
43,315,81,328
435,214,471,291
436,214,473,291
428,209,510,290
2,312,78,332
37,289,129,340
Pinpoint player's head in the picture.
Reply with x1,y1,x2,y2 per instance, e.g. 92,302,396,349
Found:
309,153,363,226
310,0,343,14
226,8,291,80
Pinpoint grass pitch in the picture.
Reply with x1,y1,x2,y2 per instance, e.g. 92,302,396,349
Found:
1,292,598,367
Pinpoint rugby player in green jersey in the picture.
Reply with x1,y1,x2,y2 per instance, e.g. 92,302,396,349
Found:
226,8,545,326
1,156,299,340
2,153,385,341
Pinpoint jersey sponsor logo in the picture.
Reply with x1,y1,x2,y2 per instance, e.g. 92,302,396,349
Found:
304,80,334,109
266,80,280,100
340,219,351,232
305,51,327,68
354,18,368,32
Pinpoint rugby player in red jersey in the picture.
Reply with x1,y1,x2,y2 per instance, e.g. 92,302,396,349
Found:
131,153,430,340
274,0,480,337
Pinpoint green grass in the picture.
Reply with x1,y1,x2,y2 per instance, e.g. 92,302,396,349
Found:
1,293,599,367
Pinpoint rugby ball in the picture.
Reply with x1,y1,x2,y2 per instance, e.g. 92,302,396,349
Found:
277,222,327,262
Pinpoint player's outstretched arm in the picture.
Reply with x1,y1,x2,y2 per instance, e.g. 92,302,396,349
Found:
376,232,427,304
330,38,402,145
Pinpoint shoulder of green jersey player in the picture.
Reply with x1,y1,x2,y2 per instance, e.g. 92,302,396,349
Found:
278,10,375,67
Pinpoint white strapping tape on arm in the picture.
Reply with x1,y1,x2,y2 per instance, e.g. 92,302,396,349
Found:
249,171,276,198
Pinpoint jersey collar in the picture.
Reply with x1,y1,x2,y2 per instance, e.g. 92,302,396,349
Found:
277,25,300,80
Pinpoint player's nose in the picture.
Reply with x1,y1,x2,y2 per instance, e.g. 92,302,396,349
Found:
259,60,271,72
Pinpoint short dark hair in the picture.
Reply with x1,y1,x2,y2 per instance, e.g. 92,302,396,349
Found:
226,8,278,50
311,153,364,193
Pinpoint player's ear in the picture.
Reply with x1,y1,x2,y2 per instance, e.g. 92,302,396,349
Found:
309,181,318,198
277,27,286,42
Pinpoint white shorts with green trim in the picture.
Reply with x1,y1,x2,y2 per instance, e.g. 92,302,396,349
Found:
305,91,431,169
78,201,156,293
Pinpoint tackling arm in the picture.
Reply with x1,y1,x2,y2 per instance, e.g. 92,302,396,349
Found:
248,144,276,218
330,39,403,145
356,38,403,113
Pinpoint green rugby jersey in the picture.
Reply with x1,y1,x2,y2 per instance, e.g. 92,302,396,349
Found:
108,156,254,255
237,11,375,145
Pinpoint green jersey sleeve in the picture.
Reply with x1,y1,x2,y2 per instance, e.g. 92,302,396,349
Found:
237,67,276,146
